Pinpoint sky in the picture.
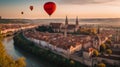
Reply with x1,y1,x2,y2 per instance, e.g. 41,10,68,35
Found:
0,0,120,19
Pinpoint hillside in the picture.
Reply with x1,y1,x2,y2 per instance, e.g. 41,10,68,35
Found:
0,19,33,24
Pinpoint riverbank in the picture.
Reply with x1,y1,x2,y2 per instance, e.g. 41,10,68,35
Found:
2,35,54,67
0,23,38,37
0,35,26,67
13,32,88,67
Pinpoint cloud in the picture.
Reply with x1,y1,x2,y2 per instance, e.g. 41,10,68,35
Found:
104,0,120,6
59,0,118,5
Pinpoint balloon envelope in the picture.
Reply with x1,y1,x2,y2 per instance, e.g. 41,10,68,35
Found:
44,2,56,16
21,12,24,15
30,6,33,11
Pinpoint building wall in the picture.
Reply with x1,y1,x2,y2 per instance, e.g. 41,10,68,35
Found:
67,29,75,33
112,29,120,42
113,44,120,48
1,29,17,34
93,40,99,49
53,29,60,32
55,47,68,54
83,51,90,59
70,44,82,54
60,29,65,33
27,36,83,55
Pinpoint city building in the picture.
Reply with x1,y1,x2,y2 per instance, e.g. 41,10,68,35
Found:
50,16,79,33
50,23,63,32
62,16,79,33
112,28,120,48
24,31,83,55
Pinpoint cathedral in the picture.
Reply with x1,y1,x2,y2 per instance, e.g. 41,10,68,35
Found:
50,16,79,33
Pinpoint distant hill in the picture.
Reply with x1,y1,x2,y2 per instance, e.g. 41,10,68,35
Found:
0,19,33,24
80,18,120,23
1,18,120,25
34,18,120,23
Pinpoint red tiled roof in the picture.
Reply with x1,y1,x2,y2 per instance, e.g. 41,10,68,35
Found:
24,30,112,50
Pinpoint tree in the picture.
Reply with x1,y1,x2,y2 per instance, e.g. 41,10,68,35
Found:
105,45,110,50
36,25,54,33
106,39,112,45
70,60,75,64
92,49,99,67
15,57,26,67
92,49,99,57
70,60,75,67
100,44,106,55
91,28,97,35
0,33,26,67
97,63,106,67
106,49,112,56
0,30,3,41
105,39,112,48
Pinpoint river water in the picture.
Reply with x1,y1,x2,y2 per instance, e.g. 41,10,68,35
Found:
2,36,54,67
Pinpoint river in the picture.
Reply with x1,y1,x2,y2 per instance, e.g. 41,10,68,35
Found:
2,36,55,67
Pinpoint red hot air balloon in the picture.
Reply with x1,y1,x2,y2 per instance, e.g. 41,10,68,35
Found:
21,12,24,15
44,2,56,16
30,6,33,11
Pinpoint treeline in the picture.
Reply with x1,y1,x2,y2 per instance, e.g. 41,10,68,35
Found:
36,25,54,33
36,25,97,35
0,19,30,24
0,32,26,67
75,28,97,35
13,33,88,67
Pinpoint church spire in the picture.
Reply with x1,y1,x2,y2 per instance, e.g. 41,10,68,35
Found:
76,16,79,25
64,16,68,37
65,16,68,25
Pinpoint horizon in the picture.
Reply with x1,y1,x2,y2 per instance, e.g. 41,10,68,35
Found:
1,17,120,20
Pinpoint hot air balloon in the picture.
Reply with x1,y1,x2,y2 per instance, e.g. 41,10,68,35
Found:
30,6,33,11
44,2,56,16
21,12,24,15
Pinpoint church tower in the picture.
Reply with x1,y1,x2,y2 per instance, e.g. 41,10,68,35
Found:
65,16,68,25
76,16,79,25
64,16,68,37
93,35,101,50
